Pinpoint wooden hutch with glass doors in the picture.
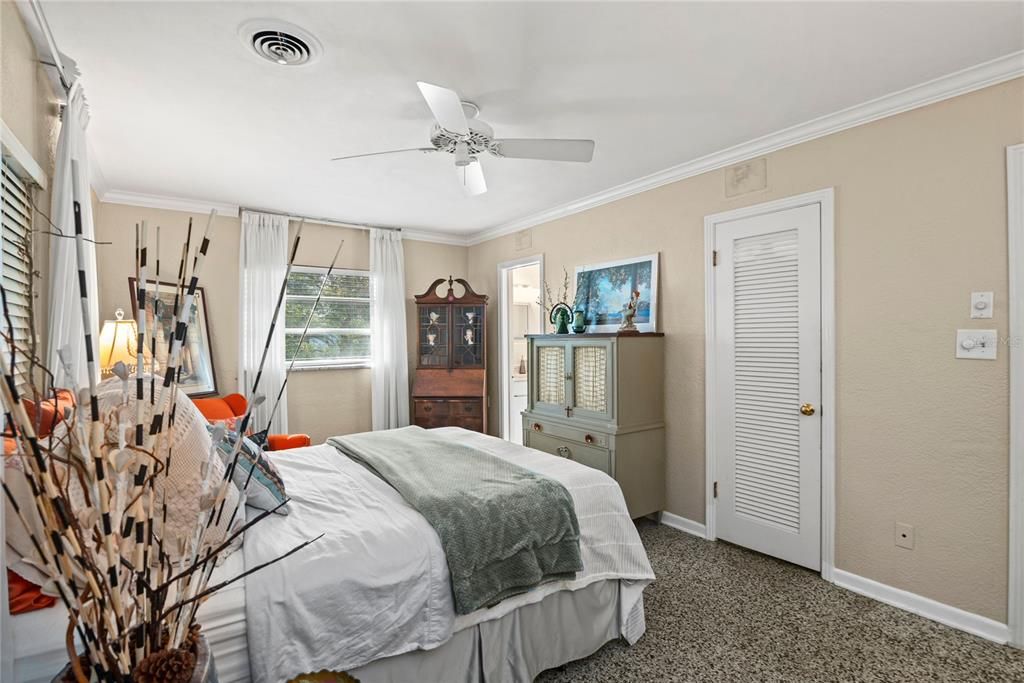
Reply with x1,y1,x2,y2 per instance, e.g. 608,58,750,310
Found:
412,276,488,433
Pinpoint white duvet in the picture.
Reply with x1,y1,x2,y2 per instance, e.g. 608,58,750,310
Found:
243,428,655,683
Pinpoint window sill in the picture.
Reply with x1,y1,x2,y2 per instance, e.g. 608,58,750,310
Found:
289,362,371,372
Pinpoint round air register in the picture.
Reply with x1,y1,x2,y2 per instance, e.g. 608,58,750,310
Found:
240,20,322,67
252,30,312,65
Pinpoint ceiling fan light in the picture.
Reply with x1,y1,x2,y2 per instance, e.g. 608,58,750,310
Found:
454,141,470,167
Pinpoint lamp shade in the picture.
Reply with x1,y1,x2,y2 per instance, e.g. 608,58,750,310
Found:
98,308,139,376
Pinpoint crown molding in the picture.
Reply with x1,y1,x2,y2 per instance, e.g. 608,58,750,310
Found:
465,50,1024,246
401,228,474,246
99,189,471,245
100,189,240,217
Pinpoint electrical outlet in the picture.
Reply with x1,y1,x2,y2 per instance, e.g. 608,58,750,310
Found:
895,523,915,550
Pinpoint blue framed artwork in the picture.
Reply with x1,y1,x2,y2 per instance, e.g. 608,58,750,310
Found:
574,253,659,333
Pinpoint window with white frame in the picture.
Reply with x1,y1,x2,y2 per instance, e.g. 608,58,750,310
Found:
284,266,371,368
0,158,34,386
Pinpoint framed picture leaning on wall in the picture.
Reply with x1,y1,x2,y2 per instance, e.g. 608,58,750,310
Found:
574,253,659,333
128,278,218,396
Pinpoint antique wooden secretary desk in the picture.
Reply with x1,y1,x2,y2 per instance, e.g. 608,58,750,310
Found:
411,276,488,432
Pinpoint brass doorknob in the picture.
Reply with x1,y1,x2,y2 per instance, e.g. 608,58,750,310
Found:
800,403,816,416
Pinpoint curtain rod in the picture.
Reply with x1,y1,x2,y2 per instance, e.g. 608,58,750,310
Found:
239,206,402,233
28,0,72,93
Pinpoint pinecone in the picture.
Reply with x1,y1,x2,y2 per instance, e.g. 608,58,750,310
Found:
182,624,202,654
134,647,196,683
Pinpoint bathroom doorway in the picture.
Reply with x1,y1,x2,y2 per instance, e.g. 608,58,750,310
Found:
497,257,544,444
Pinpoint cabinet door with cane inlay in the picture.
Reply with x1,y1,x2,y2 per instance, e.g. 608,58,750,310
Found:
533,341,568,417
570,341,613,421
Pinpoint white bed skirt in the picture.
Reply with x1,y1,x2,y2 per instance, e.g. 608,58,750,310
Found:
11,576,644,683
348,579,646,683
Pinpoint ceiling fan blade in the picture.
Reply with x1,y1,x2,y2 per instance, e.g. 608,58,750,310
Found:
492,138,595,163
457,160,487,196
417,81,469,136
331,147,436,162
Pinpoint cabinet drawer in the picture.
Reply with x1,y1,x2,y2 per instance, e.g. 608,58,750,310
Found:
414,400,449,418
526,432,611,476
449,416,484,433
523,416,608,448
447,400,482,417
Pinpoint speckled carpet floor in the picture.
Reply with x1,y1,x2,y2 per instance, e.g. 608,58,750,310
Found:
536,520,1024,682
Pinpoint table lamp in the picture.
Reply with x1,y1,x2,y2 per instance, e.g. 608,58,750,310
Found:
98,308,139,378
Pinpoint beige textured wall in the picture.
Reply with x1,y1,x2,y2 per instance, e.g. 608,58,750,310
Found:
92,202,467,444
468,78,1023,621
1,0,59,347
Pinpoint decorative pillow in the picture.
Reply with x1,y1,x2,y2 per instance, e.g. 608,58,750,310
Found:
5,379,245,594
207,424,289,515
92,377,245,563
209,415,243,434
7,569,56,614
248,428,269,450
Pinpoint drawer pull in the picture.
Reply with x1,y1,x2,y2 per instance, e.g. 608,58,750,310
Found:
557,446,572,459
584,434,594,444
532,423,543,432
424,405,432,413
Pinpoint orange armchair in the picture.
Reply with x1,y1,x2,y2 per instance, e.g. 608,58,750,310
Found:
192,393,311,451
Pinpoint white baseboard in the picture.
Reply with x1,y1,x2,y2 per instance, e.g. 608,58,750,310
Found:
832,568,1010,645
660,511,708,539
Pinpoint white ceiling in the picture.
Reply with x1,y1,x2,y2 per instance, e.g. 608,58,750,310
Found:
44,2,1024,237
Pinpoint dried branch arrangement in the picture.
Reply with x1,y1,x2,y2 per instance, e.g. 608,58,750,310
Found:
2,170,321,682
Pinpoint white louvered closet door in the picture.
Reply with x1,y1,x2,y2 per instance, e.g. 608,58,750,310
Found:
715,203,821,570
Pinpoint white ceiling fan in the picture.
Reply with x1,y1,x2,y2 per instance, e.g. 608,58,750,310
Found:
331,82,595,196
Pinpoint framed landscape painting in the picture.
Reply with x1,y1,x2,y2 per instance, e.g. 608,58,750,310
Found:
129,278,218,397
574,253,659,333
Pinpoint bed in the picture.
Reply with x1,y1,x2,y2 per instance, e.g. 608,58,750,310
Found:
11,427,654,683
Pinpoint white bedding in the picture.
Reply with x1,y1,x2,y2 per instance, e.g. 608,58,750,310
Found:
243,428,655,683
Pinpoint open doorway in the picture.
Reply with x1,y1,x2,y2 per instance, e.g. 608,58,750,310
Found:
497,257,543,443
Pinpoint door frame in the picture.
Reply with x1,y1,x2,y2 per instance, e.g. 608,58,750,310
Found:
1008,143,1023,648
496,254,545,441
704,188,836,580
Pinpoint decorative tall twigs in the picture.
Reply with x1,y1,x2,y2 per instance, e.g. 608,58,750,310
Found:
1,181,320,681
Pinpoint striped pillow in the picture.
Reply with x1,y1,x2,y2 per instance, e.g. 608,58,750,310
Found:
207,425,290,515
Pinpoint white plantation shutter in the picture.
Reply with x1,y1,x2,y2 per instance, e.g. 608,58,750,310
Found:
731,229,802,531
0,160,34,386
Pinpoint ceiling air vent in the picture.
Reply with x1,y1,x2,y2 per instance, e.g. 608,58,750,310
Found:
239,20,322,67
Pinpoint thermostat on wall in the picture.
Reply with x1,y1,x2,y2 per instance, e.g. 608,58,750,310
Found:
955,329,997,360
970,292,994,319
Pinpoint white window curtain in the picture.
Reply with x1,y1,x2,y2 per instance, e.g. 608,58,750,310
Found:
239,210,289,433
47,83,100,389
370,228,410,430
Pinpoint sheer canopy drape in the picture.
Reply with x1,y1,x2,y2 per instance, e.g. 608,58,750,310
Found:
46,82,99,389
239,210,289,433
370,228,410,430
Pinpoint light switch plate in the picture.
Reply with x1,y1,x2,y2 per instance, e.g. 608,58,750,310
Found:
955,329,998,360
970,292,994,319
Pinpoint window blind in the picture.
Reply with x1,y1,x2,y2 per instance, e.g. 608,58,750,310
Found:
284,266,372,367
0,159,35,383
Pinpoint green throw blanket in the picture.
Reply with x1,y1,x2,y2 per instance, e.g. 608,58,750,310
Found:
328,426,583,614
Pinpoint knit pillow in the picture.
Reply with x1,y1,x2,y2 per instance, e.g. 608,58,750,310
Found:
206,425,289,514
4,380,245,592
92,378,244,563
